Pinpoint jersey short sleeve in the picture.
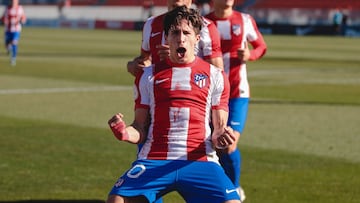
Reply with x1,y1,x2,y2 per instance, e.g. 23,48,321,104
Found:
197,17,222,60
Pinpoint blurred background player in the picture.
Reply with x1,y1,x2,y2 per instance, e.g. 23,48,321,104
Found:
142,0,155,20
206,0,267,201
332,8,343,35
107,6,240,203
1,0,26,66
195,0,211,16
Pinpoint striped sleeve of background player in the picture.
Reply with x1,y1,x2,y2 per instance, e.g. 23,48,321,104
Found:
244,14,267,61
200,17,223,60
210,65,230,111
140,16,154,55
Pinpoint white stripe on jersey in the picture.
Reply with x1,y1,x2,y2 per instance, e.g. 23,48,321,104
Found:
216,20,232,40
168,107,190,160
171,67,191,91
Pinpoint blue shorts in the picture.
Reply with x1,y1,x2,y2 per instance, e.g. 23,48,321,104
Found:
228,98,249,133
5,31,21,44
109,159,240,203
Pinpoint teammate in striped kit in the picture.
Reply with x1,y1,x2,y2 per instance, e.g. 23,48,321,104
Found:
107,6,241,203
127,0,223,76
206,0,267,201
1,0,26,66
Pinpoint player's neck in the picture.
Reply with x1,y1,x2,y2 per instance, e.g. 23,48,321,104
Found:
214,7,232,18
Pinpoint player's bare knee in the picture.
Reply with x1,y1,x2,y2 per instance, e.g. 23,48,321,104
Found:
107,195,147,203
107,195,124,203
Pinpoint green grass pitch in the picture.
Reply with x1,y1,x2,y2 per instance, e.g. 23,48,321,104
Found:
0,28,360,203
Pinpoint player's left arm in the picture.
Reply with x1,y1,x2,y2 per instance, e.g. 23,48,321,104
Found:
237,15,267,62
247,16,267,61
210,69,236,149
211,109,236,149
20,6,26,24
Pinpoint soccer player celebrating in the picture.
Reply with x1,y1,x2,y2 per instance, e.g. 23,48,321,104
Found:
206,0,267,201
1,0,26,66
107,6,241,203
126,1,228,202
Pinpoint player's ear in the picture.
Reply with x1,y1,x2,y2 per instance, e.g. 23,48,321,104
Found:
195,34,200,43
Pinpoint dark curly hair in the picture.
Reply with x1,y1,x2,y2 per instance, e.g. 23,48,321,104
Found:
163,5,203,36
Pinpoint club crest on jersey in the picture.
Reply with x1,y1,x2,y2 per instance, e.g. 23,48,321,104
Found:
194,74,208,88
232,24,241,36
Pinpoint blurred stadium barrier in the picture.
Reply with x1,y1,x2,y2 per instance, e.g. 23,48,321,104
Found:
0,0,358,36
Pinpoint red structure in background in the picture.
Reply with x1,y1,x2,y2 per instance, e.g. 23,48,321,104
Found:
16,0,360,10
67,0,360,10
68,0,167,6
252,0,360,9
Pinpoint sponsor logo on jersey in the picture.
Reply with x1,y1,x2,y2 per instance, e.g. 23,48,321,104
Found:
151,32,162,38
155,78,169,84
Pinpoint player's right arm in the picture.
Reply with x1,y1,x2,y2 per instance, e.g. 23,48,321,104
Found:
1,8,8,24
108,109,149,144
109,66,152,144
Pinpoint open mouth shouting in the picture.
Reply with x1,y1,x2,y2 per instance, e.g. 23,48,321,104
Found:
176,47,186,58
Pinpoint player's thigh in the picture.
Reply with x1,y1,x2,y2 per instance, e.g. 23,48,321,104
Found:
177,161,240,203
108,160,176,202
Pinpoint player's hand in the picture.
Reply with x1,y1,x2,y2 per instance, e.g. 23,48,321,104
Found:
108,113,129,141
127,56,149,76
237,42,250,62
213,126,236,149
156,44,170,61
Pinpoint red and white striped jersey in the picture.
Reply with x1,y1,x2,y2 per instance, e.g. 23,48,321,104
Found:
134,57,229,163
206,11,267,98
1,5,26,32
141,14,222,64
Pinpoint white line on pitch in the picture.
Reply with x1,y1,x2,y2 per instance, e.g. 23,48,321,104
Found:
0,86,132,95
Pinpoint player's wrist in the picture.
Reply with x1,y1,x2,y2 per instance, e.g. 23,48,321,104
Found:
110,121,130,141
